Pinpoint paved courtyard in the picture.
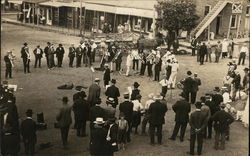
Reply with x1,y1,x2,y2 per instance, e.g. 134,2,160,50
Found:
1,23,249,156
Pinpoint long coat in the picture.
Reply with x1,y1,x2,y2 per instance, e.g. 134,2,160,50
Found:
172,99,191,123
182,77,195,92
119,100,134,123
211,110,234,133
73,98,89,121
20,118,37,143
87,83,101,107
189,110,208,134
148,100,167,125
56,105,72,128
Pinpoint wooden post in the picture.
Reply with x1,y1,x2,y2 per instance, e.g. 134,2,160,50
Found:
227,15,232,39
58,7,59,26
79,0,82,36
23,2,26,23
207,25,210,41
32,4,35,25
83,8,86,35
113,13,116,33
236,15,241,38
36,4,39,25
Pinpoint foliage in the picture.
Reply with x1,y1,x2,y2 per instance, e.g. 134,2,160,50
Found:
155,0,199,33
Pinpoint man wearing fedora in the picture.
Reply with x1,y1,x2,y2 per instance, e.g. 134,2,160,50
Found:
21,109,37,156
76,44,83,68
181,71,195,103
188,102,208,155
4,51,13,79
44,42,51,68
169,92,191,142
148,93,167,145
211,103,234,150
73,91,89,137
105,79,120,108
103,64,111,89
212,87,223,106
56,97,72,149
130,82,140,101
33,45,43,68
68,44,76,68
56,44,65,68
119,93,134,142
21,42,31,73
87,78,101,108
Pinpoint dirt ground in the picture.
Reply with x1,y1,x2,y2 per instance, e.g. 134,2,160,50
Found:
1,23,249,156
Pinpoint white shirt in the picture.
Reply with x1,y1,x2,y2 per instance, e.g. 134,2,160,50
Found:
159,79,170,86
145,99,154,110
91,43,97,51
171,63,179,72
240,46,249,53
126,54,133,66
131,50,140,60
132,100,144,112
3,113,8,125
223,92,231,103
222,41,229,52
36,48,41,54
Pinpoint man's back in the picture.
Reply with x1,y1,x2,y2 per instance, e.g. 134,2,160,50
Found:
148,101,167,125
189,110,207,134
173,99,190,122
211,110,234,132
183,77,194,92
21,119,36,140
119,101,133,121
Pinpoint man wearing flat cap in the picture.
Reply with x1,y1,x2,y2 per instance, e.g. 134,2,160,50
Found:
211,103,234,150
73,91,89,137
21,109,37,156
181,71,195,103
21,42,31,73
119,92,133,142
105,79,120,108
87,78,101,107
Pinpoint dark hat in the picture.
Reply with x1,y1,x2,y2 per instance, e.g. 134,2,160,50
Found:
59,44,62,46
220,103,226,108
62,96,68,103
96,98,102,104
133,82,140,88
108,117,116,123
195,102,202,109
23,42,28,46
179,92,186,98
111,79,116,84
214,87,220,92
136,94,142,100
80,91,87,98
47,42,51,45
244,68,249,71
26,109,33,116
187,71,192,75
200,96,206,102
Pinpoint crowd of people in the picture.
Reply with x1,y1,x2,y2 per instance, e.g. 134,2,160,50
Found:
1,35,249,156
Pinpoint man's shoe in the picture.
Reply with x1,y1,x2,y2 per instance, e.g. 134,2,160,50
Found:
186,152,194,155
168,137,175,141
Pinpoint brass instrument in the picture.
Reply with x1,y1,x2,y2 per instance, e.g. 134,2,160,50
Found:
146,51,156,63
112,50,121,62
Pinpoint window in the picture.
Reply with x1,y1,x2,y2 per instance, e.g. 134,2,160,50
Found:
204,5,210,16
246,6,250,16
230,15,237,28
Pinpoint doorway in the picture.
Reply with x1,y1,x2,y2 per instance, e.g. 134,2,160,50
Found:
216,16,221,35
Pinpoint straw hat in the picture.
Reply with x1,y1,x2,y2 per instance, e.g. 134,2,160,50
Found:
93,117,105,124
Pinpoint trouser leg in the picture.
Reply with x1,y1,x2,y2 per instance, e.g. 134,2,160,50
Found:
214,130,220,149
141,116,148,134
149,124,155,144
191,92,197,104
197,133,203,155
157,125,162,144
242,53,246,65
171,122,180,139
190,134,196,154
180,122,187,140
220,132,226,150
207,119,213,138
34,57,38,67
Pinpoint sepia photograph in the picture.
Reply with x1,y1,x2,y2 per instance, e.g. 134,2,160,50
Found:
0,0,249,155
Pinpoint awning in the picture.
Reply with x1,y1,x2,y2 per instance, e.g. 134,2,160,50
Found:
62,2,83,8
8,0,23,4
116,7,154,18
39,1,63,7
85,2,116,13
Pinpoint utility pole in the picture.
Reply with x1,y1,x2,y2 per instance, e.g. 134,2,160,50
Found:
79,0,82,36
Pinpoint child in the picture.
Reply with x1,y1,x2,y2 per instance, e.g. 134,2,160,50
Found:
118,113,129,150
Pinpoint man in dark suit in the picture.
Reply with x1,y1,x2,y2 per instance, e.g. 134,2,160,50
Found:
21,43,31,73
188,102,208,155
148,94,168,145
169,93,191,142
33,45,43,68
105,79,120,108
73,91,89,137
87,78,101,108
181,71,195,103
119,93,133,142
56,97,72,149
4,51,13,79
76,45,83,68
204,94,220,139
44,42,50,67
191,36,197,56
89,98,105,123
192,73,201,104
106,117,118,155
212,87,223,106
211,103,234,150
56,44,65,67
20,109,37,156
68,44,76,67
199,42,207,65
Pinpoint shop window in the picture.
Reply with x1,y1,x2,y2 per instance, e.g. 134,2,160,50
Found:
230,15,237,28
246,6,250,16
